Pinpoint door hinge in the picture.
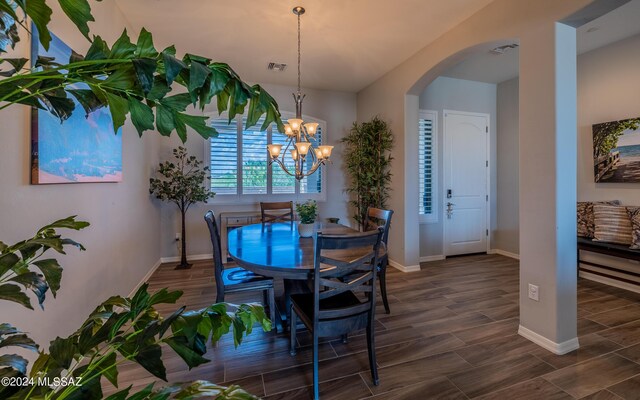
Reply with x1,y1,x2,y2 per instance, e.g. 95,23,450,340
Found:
486,229,489,236
486,195,488,201
486,160,488,167
486,126,488,133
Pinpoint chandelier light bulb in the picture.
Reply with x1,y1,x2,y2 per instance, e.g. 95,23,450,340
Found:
288,118,303,131
290,149,299,161
304,122,319,135
284,124,294,136
267,144,282,158
319,145,333,159
295,141,310,156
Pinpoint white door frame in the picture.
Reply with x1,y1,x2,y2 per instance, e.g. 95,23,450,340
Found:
442,109,491,256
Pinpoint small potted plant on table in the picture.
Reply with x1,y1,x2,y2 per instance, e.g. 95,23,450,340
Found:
296,200,318,237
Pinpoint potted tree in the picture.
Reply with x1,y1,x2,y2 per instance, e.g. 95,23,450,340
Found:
150,146,211,269
341,116,393,228
296,200,318,237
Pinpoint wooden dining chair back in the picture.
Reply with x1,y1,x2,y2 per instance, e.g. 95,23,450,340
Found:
260,201,294,223
204,211,276,325
364,207,393,244
364,207,394,314
205,210,226,297
290,228,384,399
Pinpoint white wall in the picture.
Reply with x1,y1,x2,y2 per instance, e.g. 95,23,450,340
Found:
495,32,640,253
0,2,162,353
357,0,593,349
418,77,497,258
495,77,520,255
158,84,357,259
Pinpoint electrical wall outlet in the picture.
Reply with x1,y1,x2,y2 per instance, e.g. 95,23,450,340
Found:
175,233,181,242
528,284,539,301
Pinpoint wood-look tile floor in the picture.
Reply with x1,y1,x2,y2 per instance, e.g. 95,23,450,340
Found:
106,254,640,399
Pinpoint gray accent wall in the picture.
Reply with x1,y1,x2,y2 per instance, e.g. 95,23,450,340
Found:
495,78,520,255
418,77,497,258
0,2,162,352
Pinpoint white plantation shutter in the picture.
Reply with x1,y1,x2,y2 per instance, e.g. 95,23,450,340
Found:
210,119,239,195
418,110,437,221
241,118,268,194
271,132,296,194
208,114,326,199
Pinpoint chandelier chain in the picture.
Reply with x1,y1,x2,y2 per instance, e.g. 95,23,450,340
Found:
297,12,301,94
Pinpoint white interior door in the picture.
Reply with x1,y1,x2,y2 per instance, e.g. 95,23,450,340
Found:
443,110,489,256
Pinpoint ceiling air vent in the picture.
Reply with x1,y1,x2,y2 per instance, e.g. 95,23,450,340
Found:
267,62,287,71
489,43,519,55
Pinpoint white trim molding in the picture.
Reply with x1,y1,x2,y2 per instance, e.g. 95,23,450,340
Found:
388,258,421,273
420,255,446,262
518,325,579,355
128,259,163,297
160,253,213,264
488,249,520,260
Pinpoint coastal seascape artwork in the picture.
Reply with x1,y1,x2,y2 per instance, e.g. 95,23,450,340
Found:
30,26,122,184
592,117,640,183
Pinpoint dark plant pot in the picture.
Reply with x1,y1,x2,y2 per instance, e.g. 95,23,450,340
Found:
327,217,340,224
175,262,192,270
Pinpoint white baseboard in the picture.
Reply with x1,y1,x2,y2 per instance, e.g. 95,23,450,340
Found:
518,325,579,355
420,255,446,262
489,249,520,260
388,258,421,273
579,271,640,294
159,253,213,264
128,258,162,297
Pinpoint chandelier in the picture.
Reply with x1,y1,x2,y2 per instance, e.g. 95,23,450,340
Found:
267,6,333,181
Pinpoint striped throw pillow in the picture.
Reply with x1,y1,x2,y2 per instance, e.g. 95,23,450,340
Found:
577,200,620,238
593,204,633,245
627,207,640,250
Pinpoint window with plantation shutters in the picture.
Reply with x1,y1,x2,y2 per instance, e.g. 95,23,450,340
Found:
419,110,438,223
208,112,326,202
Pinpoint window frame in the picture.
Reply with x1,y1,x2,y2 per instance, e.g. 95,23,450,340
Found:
206,110,328,205
418,109,438,224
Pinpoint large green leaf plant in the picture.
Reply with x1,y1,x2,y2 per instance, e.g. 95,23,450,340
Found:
0,217,271,400
0,0,284,142
0,0,280,398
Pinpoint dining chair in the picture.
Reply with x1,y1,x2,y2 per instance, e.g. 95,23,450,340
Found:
204,210,276,326
364,207,394,314
260,201,294,223
289,228,384,399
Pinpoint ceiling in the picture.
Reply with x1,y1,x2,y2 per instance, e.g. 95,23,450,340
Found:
441,0,640,84
114,0,494,93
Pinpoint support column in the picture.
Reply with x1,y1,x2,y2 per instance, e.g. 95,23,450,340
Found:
518,22,578,354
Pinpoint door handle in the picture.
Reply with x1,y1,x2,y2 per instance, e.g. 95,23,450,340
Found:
446,202,455,219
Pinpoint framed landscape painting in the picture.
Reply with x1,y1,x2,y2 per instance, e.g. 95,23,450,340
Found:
30,26,122,184
592,117,640,183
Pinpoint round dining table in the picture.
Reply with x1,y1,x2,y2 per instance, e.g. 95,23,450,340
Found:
227,221,363,331
227,221,360,280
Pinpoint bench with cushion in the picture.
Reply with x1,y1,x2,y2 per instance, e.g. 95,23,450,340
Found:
576,200,640,289
578,237,640,287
